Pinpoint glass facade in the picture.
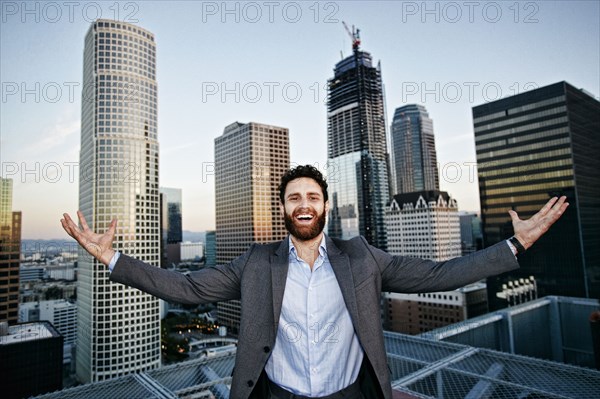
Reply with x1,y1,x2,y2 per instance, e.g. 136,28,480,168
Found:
0,178,20,325
473,81,600,309
214,122,289,333
77,19,160,383
327,51,390,250
159,187,182,244
391,104,439,193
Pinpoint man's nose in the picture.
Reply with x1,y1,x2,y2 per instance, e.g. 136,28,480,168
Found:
299,197,310,208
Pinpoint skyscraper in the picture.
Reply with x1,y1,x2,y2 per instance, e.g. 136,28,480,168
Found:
473,81,600,309
160,187,182,267
159,187,182,244
327,44,390,249
214,122,289,333
391,104,439,193
0,177,21,325
77,19,160,382
204,231,216,266
458,211,483,255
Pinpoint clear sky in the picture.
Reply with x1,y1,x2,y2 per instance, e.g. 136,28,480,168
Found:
1,1,599,239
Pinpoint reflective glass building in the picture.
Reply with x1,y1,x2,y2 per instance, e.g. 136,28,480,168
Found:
160,187,182,244
0,178,20,325
214,122,289,333
391,104,439,193
473,81,600,309
327,51,390,250
77,19,160,382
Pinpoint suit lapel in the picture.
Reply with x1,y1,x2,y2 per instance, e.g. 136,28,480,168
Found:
325,236,360,330
270,238,289,332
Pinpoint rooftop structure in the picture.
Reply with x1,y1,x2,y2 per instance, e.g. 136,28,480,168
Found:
31,297,600,398
1,322,63,398
420,295,599,369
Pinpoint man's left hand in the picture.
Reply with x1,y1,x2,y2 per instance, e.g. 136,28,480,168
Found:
509,196,569,250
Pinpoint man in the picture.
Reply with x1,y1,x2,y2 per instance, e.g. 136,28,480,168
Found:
61,165,568,399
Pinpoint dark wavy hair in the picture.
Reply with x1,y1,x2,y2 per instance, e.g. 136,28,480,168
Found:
278,165,328,204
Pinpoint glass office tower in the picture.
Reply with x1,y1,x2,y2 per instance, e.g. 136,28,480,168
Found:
473,81,600,309
391,104,439,193
327,51,390,250
77,19,160,382
0,178,20,325
214,122,289,333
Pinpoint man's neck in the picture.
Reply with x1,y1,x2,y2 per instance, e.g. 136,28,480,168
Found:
290,233,323,271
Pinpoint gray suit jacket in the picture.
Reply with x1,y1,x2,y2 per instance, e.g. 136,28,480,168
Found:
110,235,518,399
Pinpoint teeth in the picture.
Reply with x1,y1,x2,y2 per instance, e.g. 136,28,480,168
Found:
297,215,313,220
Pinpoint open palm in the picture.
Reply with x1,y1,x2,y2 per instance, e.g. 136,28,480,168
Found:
509,196,569,250
61,210,117,265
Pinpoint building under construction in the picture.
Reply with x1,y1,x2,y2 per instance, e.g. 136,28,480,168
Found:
327,26,391,250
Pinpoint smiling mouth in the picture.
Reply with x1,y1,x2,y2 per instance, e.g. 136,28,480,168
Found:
295,214,314,222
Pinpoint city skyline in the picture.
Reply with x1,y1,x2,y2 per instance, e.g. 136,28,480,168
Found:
1,1,599,239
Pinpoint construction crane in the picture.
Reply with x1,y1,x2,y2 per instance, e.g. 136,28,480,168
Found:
342,21,361,51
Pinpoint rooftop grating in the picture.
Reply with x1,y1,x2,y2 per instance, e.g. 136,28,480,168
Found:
385,332,600,398
31,296,600,399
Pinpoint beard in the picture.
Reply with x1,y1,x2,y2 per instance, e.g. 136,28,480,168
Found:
284,207,326,241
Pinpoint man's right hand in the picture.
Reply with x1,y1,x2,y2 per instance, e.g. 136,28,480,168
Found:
61,211,117,266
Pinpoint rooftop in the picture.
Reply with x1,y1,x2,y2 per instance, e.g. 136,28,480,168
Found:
32,296,600,398
0,321,60,345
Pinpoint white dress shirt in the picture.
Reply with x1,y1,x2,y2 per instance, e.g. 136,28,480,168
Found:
264,236,364,397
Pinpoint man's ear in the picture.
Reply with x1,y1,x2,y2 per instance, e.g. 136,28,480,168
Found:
279,203,285,217
325,200,330,214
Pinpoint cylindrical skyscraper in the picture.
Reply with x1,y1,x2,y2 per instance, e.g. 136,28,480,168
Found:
390,104,439,194
77,19,160,383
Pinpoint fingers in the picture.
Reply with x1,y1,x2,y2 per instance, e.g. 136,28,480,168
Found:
61,213,79,238
507,209,520,223
77,210,91,231
107,218,118,237
536,196,559,219
549,196,568,221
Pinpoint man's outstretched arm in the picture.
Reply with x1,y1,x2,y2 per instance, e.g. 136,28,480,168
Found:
509,195,569,252
376,196,569,293
60,210,244,304
61,210,117,266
